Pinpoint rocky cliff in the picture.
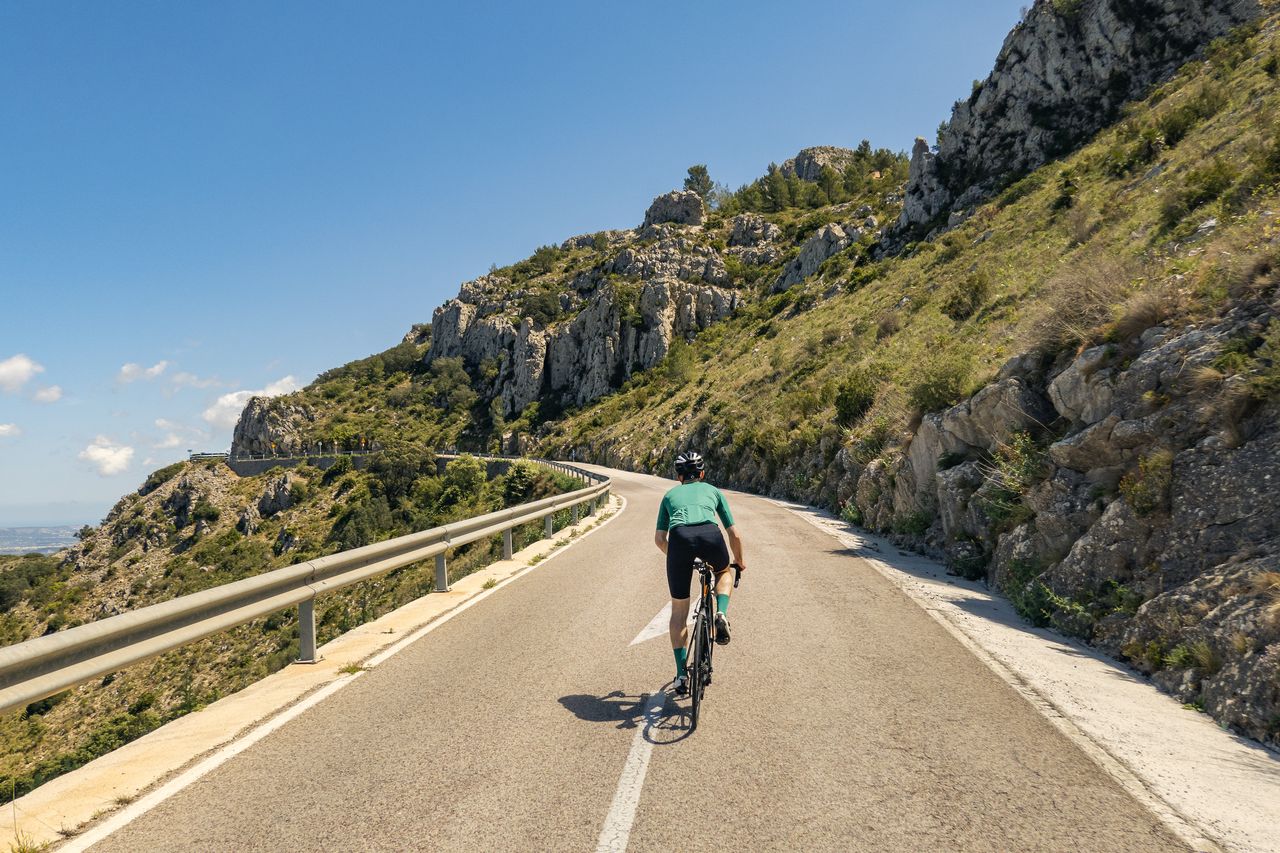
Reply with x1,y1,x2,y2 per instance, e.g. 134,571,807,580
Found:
897,0,1262,237
427,191,742,417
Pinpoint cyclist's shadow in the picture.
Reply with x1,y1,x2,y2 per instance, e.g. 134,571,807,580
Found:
558,687,693,744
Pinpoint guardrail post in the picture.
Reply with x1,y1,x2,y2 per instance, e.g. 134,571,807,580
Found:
544,515,554,538
298,599,318,664
503,528,513,560
571,504,579,525
435,553,449,593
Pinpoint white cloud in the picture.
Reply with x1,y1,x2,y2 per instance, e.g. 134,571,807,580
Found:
78,436,135,476
33,385,62,403
117,360,169,383
171,371,221,389
0,354,44,393
0,423,20,438
150,418,208,450
201,375,300,429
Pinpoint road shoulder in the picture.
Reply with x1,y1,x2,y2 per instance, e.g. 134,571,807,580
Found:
780,500,1280,853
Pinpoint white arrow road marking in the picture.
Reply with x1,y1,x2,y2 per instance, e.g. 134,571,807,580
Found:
595,689,668,853
630,602,671,646
629,602,695,646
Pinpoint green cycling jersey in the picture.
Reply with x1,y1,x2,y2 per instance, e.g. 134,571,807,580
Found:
655,481,734,531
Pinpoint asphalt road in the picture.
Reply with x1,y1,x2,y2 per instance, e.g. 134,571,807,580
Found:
90,467,1184,852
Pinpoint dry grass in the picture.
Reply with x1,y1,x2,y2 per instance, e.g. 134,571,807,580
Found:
1228,247,1280,300
1187,364,1226,393
1188,639,1221,673
1110,284,1184,343
1217,382,1261,448
1231,630,1254,656
1027,250,1141,351
1066,204,1098,247
1252,570,1280,627
1251,570,1280,596
875,309,901,340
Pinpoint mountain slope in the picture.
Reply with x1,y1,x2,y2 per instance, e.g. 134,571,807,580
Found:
227,6,1280,743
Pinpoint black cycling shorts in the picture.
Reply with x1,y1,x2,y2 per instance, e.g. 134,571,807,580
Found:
665,522,730,600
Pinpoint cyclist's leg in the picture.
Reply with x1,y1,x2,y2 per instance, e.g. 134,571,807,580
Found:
665,527,696,678
669,596,690,668
693,525,733,615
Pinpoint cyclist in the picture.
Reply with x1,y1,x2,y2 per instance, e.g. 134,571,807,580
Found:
654,451,746,696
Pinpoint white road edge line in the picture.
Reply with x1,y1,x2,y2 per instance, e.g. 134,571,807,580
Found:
62,493,629,852
595,689,667,853
777,501,1223,853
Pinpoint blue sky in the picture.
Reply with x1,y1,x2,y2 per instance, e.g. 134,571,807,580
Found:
0,0,1025,526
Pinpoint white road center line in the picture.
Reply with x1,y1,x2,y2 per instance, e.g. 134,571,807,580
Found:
595,689,668,853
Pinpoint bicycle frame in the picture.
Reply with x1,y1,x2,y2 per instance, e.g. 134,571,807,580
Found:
686,558,742,731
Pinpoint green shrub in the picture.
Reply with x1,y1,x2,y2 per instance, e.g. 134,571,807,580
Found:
978,432,1048,530
892,511,931,536
1004,559,1054,627
139,462,185,496
1119,448,1174,516
1188,640,1221,674
520,291,563,327
1157,83,1227,148
191,499,220,525
907,352,972,413
1050,169,1077,211
834,369,878,426
0,555,65,614
940,271,992,321
1160,158,1238,229
839,500,863,526
1164,644,1194,669
322,455,354,485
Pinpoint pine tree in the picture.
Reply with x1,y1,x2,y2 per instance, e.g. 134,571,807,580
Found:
684,164,713,200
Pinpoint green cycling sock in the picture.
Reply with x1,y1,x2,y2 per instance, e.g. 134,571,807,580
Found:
674,646,688,677
716,593,730,615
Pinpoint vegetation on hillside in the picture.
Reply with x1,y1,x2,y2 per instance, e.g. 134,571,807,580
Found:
545,17,1280,498
0,454,577,803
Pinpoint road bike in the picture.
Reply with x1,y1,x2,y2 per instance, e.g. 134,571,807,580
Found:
687,558,742,732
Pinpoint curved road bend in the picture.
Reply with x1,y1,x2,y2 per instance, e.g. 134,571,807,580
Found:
91,466,1184,852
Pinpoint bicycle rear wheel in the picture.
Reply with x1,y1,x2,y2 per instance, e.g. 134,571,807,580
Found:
688,609,709,731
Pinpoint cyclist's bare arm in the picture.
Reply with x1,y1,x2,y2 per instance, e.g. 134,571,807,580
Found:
725,525,746,571
654,529,668,555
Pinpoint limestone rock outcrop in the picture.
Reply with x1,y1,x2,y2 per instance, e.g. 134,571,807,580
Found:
429,275,738,416
774,223,862,291
896,0,1262,237
780,146,858,182
232,397,315,457
642,190,705,228
257,473,301,517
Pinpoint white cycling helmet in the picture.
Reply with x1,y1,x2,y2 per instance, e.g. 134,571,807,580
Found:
674,451,705,478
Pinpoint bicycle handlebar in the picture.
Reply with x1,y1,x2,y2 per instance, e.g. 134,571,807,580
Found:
731,562,742,588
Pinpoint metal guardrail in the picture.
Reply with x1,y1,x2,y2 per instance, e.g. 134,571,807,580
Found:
0,459,609,717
